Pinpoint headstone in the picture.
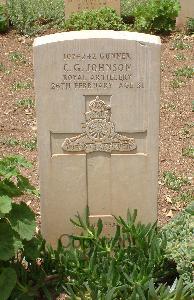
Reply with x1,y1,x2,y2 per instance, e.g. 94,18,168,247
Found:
176,0,194,27
33,31,161,246
65,0,120,19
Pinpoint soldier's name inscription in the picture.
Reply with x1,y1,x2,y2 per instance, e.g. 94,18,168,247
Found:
50,51,145,90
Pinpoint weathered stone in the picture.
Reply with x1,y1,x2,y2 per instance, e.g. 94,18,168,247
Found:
176,0,194,27
33,31,161,246
65,0,120,19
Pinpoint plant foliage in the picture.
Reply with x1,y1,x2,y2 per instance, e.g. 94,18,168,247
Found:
132,0,180,33
163,203,194,287
0,156,193,298
0,201,193,298
0,4,9,33
0,155,38,299
7,0,64,35
163,171,190,191
186,18,194,34
63,7,128,31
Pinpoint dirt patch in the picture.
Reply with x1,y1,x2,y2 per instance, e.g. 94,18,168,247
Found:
0,30,193,227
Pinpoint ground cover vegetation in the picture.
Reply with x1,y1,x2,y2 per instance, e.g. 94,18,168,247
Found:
0,155,193,299
0,0,194,299
0,0,182,36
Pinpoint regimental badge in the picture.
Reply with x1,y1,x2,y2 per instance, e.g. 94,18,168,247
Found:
62,96,137,153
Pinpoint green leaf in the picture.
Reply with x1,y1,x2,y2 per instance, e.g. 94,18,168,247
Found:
148,279,158,299
96,218,103,237
17,175,39,197
0,196,12,215
0,223,21,260
23,237,43,259
8,202,36,240
174,278,184,299
105,287,118,300
185,201,194,216
0,180,23,198
0,268,17,300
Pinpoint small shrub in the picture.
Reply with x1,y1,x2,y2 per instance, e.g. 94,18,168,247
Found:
0,196,193,298
121,0,145,23
163,171,190,191
173,191,194,204
63,7,128,31
182,146,194,158
12,81,32,91
0,62,11,74
0,62,6,72
186,18,194,34
0,155,38,299
9,51,26,64
175,53,186,61
7,0,64,35
172,38,191,50
133,0,180,34
163,204,194,286
0,137,37,151
0,4,9,33
16,97,35,108
174,66,194,78
170,78,185,89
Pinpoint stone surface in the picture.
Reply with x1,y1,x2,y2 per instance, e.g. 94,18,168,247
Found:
65,0,120,19
33,31,161,246
176,0,194,27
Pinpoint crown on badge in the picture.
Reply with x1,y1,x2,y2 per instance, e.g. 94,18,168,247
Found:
89,96,108,112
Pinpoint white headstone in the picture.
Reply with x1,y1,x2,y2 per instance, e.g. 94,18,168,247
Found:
33,31,161,246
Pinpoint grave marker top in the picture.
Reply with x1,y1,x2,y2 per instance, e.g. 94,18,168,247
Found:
34,31,161,246
65,0,120,19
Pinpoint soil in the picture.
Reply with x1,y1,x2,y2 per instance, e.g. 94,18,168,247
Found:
0,29,193,228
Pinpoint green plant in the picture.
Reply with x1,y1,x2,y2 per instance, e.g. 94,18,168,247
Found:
0,138,37,151
163,204,194,286
182,147,194,158
173,191,194,204
9,51,26,64
174,66,194,78
179,122,194,139
21,139,37,151
7,0,64,35
132,0,180,33
192,100,194,112
0,63,11,75
0,155,38,299
0,4,9,33
16,97,35,108
63,7,128,31
1,203,193,298
40,209,193,298
163,171,190,191
121,0,145,22
175,53,186,61
186,18,194,34
12,81,32,91
172,38,191,50
0,62,6,72
171,78,185,88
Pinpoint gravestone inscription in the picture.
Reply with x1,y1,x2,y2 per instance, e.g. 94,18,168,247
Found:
33,31,161,246
65,0,120,19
